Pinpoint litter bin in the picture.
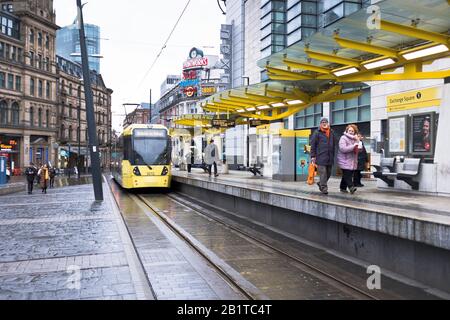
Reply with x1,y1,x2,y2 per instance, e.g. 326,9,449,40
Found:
0,157,7,185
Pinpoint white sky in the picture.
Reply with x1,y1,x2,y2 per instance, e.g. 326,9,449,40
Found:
53,0,226,132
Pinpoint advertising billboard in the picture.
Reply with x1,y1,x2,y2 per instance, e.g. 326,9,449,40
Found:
410,112,436,156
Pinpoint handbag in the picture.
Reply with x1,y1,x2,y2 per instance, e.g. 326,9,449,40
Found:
307,163,317,185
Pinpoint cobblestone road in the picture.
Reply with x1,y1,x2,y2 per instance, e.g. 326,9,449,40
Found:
0,180,150,300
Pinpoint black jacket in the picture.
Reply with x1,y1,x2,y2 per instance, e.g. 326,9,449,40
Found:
357,143,368,171
25,166,37,182
310,128,338,166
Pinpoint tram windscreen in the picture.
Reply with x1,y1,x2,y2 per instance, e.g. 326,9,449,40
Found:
132,129,170,165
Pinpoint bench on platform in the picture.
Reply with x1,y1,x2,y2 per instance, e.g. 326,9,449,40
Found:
372,157,397,187
396,158,422,190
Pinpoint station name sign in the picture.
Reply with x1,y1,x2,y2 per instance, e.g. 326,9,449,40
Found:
250,120,270,127
211,119,235,128
387,87,441,113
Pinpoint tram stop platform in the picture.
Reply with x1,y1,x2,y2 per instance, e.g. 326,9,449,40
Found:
171,168,450,294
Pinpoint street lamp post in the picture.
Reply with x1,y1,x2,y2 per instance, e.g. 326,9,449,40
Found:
76,0,103,201
77,101,81,179
68,143,71,178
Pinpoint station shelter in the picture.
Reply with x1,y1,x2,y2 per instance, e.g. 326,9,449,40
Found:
197,0,450,195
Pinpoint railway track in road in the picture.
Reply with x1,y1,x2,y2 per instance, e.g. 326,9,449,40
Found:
136,192,379,300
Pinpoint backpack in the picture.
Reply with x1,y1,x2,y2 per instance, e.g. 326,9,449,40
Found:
211,147,216,158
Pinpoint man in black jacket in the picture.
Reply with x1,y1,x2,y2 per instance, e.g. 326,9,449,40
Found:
310,117,338,195
25,163,37,195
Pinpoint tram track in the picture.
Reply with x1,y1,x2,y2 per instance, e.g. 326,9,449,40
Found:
136,192,379,300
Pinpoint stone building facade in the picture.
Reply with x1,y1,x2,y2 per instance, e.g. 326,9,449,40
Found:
0,0,112,173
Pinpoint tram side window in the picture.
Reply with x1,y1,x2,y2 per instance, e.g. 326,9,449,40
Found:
123,136,133,161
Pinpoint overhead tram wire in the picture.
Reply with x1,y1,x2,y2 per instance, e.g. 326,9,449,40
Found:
136,0,192,89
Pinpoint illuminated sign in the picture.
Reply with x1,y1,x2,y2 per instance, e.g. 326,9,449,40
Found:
184,86,197,97
183,57,208,70
183,70,198,80
0,144,13,151
202,86,216,95
179,79,200,87
133,129,167,138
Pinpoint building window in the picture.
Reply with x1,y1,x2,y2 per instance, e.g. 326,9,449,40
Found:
37,54,42,69
295,104,323,129
29,28,34,44
45,35,50,49
11,102,19,125
0,100,7,124
61,102,65,116
7,73,13,89
69,104,73,118
69,83,72,96
77,86,81,98
331,89,370,125
15,75,21,91
38,80,43,97
46,81,51,99
0,71,5,88
61,124,65,139
30,107,34,127
38,32,42,46
69,125,73,141
38,108,43,127
29,51,34,67
30,78,35,95
46,109,50,128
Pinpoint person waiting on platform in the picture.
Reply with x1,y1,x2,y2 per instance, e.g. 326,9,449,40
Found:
310,117,338,195
337,124,360,194
185,150,193,173
204,139,220,177
353,134,368,187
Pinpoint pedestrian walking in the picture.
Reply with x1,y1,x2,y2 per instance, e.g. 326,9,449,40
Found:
35,163,42,185
204,139,220,177
185,150,193,173
49,166,56,189
337,124,360,194
353,134,368,187
310,117,338,195
6,166,10,183
38,164,50,194
25,163,38,194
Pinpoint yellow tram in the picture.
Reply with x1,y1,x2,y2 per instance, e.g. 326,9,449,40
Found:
112,124,172,189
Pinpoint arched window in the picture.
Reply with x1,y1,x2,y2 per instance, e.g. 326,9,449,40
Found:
85,128,88,143
77,86,81,98
69,83,72,96
46,109,50,128
11,102,19,125
69,104,73,118
0,101,8,124
38,108,42,127
102,130,106,144
30,107,34,127
61,101,65,116
60,80,65,93
69,125,73,141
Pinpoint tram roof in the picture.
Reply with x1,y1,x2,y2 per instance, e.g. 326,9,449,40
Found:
122,124,169,136
200,0,450,122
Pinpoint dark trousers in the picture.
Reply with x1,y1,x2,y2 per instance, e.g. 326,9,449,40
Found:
318,165,332,191
50,177,55,188
27,180,34,194
187,164,192,173
353,170,362,186
340,169,355,190
207,162,217,176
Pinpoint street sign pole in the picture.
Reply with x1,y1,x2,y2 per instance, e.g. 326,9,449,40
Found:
76,0,103,201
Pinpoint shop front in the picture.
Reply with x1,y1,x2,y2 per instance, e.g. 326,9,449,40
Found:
29,136,51,167
0,135,21,175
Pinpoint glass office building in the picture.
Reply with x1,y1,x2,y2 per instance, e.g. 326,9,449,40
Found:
56,23,101,73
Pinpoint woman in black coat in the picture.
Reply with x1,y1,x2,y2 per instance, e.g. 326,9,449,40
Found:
353,135,368,187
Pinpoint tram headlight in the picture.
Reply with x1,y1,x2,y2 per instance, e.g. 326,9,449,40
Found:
133,167,141,176
161,166,169,176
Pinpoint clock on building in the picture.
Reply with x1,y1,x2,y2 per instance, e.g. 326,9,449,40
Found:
189,48,204,59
